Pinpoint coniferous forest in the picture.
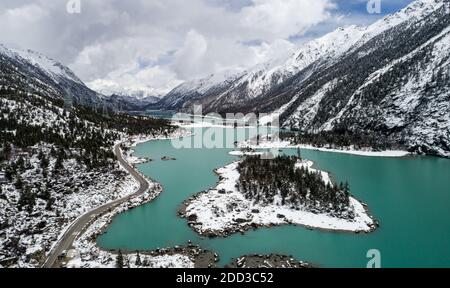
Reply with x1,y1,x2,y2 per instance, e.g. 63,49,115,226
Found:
236,155,354,219
278,130,404,152
0,89,174,169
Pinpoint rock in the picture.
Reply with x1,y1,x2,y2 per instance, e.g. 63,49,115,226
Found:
234,218,249,224
187,214,198,222
161,156,176,161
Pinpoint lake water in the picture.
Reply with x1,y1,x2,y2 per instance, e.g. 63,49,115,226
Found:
98,128,450,268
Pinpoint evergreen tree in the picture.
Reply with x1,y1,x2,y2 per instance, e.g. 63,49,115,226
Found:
15,175,23,190
117,250,124,268
2,142,11,160
237,155,353,218
135,251,142,267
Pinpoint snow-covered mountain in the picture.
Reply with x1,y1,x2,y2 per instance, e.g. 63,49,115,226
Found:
157,25,367,112
275,0,450,157
158,0,450,157
0,44,105,107
87,79,166,100
155,70,244,110
105,94,160,112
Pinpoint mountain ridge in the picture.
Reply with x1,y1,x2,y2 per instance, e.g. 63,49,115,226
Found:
155,0,450,157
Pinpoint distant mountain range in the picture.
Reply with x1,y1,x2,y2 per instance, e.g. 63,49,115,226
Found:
107,94,160,111
153,0,450,157
0,44,106,107
0,45,159,112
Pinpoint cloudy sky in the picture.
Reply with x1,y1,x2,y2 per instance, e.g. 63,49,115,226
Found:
0,0,414,97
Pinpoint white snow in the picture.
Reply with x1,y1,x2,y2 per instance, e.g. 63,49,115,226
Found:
237,137,410,158
185,162,375,235
286,80,337,129
1,44,83,85
0,143,141,268
229,150,264,156
68,173,194,268
295,160,332,186
63,129,200,268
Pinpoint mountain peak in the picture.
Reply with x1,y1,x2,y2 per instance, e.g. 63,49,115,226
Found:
1,43,105,107
0,43,83,86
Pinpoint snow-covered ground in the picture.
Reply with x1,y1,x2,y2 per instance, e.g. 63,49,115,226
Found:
0,143,139,268
121,129,192,165
174,121,257,129
237,137,410,158
183,161,376,237
63,128,211,268
299,146,410,157
67,179,195,268
0,128,197,268
229,150,265,156
123,129,193,147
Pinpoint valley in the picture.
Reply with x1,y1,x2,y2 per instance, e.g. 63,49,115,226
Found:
0,0,449,269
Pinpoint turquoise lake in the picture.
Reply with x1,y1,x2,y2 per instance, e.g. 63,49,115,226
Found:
98,128,450,268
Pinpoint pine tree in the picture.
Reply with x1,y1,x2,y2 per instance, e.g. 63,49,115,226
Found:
15,175,23,190
3,142,11,160
117,250,124,268
54,149,65,173
16,156,25,172
5,165,14,181
135,251,142,267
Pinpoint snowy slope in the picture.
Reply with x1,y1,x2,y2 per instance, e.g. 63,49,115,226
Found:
159,0,448,111
278,0,450,157
0,44,105,107
158,24,367,112
159,0,446,112
156,70,244,110
10,47,84,86
158,0,450,157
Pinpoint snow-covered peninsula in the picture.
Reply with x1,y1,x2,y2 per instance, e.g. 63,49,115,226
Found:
180,158,377,238
237,137,410,158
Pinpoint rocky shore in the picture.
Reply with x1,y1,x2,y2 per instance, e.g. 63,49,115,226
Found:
106,243,219,268
225,254,312,268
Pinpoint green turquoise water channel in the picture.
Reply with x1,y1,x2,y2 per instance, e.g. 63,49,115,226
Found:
98,128,450,268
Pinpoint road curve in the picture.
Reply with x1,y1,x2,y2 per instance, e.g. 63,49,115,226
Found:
43,143,150,268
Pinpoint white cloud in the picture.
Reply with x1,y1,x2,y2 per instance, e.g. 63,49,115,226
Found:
88,66,181,97
241,0,336,39
171,30,209,80
0,0,337,96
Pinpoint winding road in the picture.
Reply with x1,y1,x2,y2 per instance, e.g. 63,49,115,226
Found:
43,143,150,268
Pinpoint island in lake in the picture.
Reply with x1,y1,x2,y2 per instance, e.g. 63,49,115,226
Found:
179,155,377,237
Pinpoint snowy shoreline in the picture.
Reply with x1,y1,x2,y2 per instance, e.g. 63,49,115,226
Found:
237,139,410,158
180,161,377,237
121,129,192,165
68,182,212,268
62,128,204,268
0,142,146,268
